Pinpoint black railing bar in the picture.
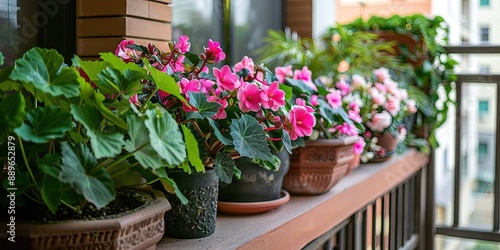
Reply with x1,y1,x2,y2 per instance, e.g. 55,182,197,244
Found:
381,195,386,250
354,211,362,250
453,80,462,228
425,153,435,250
397,186,404,248
362,207,367,250
347,217,354,250
371,202,377,250
409,177,415,236
436,226,500,242
302,219,350,250
403,182,410,241
495,82,500,231
390,190,397,250
454,74,500,83
398,234,419,250
445,45,500,54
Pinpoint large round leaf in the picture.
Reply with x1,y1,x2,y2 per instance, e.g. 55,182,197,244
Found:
14,106,72,143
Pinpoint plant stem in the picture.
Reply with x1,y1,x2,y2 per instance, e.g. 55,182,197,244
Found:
61,200,79,212
18,137,41,192
109,161,140,176
98,142,149,173
140,90,156,113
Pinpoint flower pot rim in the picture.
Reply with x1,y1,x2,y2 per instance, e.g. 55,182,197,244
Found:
304,136,359,147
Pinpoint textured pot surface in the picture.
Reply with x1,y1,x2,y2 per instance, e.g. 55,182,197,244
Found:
219,150,290,202
284,136,357,195
0,188,170,250
161,169,218,239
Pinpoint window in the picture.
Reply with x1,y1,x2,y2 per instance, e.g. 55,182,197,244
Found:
478,100,489,117
479,65,490,73
480,26,489,43
478,142,488,158
480,0,490,7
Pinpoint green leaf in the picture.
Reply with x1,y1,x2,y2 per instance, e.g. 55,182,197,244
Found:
94,92,128,130
14,106,73,143
0,92,26,140
181,125,204,172
0,51,4,65
96,67,121,95
207,118,233,146
70,104,125,159
41,177,62,214
145,109,186,166
230,114,273,161
281,131,292,154
153,168,188,205
279,83,293,101
121,69,147,98
184,52,201,67
78,57,109,83
186,92,222,119
146,61,187,104
99,52,146,73
10,48,80,98
285,78,316,94
107,160,145,186
78,74,94,99
125,115,164,169
59,142,115,209
214,152,236,184
36,154,61,178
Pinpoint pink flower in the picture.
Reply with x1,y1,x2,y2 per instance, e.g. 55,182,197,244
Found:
374,83,388,94
115,40,137,62
275,65,293,83
208,96,228,119
237,81,262,112
129,94,139,105
397,127,407,142
348,110,363,123
293,66,317,91
326,89,342,109
310,95,319,106
373,68,390,82
179,78,201,95
385,96,401,116
336,78,351,96
337,60,350,73
174,35,191,53
366,111,392,132
171,55,186,73
353,137,366,154
296,98,315,112
352,74,367,90
349,101,360,113
233,56,255,79
213,65,240,92
204,39,226,63
369,88,386,106
406,99,417,114
200,79,215,93
260,81,286,111
287,105,316,140
333,122,358,136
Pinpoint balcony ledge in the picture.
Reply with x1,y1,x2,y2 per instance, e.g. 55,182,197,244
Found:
158,149,429,250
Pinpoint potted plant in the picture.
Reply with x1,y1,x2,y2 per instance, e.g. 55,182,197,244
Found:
115,37,316,234
0,47,177,249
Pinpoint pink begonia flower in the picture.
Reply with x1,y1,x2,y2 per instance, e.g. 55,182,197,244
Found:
171,55,186,73
364,131,372,138
237,81,262,112
233,56,255,79
348,110,363,123
208,96,228,119
373,68,390,82
385,96,401,116
275,65,293,84
179,78,201,95
115,40,137,62
260,81,286,111
296,98,315,112
174,35,191,53
353,137,366,154
369,88,387,107
366,111,392,132
336,78,350,96
204,39,226,63
333,122,358,136
213,65,240,92
287,105,316,140
397,127,407,142
406,99,417,114
158,90,170,106
374,83,388,94
326,89,342,109
129,94,139,105
293,66,317,91
349,101,360,113
352,74,367,89
200,79,215,93
384,78,398,90
332,33,341,42
310,95,319,106
337,60,350,73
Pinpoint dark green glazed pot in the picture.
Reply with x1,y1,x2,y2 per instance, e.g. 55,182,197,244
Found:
159,168,218,239
218,150,290,202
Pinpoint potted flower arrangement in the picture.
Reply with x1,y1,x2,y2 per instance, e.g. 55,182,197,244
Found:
344,68,418,163
266,65,362,195
0,47,176,249
115,37,316,234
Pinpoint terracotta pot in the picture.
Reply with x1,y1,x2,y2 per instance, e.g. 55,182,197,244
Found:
283,136,358,195
219,149,290,202
0,188,170,250
368,132,399,163
347,153,361,174
160,169,218,239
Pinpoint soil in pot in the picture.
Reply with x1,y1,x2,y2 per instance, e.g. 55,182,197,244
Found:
218,149,290,202
156,168,219,239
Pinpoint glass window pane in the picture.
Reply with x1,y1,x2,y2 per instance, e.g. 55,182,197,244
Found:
480,0,490,7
